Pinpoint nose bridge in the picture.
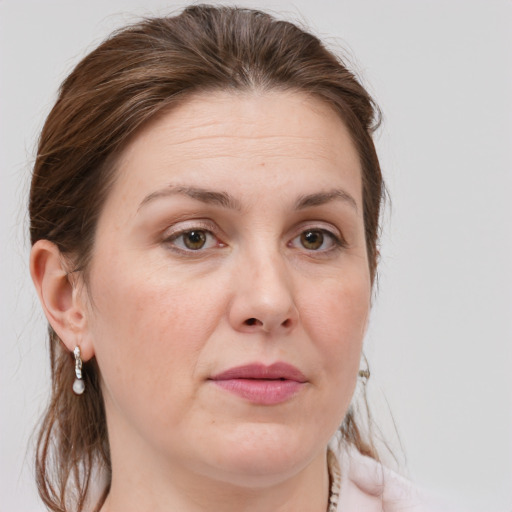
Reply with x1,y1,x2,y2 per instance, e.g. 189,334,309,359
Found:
230,241,298,333
250,245,291,303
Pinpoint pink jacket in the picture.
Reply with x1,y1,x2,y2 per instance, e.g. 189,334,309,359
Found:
331,443,427,512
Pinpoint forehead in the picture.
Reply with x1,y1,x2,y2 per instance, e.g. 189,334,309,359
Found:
122,89,358,160
107,90,362,212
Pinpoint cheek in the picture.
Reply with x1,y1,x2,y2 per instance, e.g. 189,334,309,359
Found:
307,269,369,342
85,257,223,416
90,251,221,337
302,270,370,399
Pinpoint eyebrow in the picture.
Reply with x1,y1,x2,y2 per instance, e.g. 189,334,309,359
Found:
295,189,358,212
138,185,243,212
138,185,357,213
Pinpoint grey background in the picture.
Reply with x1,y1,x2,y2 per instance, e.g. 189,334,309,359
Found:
1,1,511,510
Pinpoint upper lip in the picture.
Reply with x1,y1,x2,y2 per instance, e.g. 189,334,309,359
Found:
210,362,307,383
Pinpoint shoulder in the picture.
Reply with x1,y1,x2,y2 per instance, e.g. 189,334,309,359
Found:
329,441,428,512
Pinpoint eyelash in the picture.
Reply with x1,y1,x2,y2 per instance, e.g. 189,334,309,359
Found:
288,228,345,253
162,222,224,254
162,223,345,255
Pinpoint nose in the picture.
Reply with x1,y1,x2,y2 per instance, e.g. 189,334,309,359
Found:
228,250,299,335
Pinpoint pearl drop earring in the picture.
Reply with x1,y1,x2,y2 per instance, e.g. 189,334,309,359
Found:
72,346,85,395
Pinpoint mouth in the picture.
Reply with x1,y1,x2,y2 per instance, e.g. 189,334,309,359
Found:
209,362,307,405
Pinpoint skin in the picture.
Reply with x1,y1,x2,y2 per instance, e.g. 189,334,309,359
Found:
31,90,372,512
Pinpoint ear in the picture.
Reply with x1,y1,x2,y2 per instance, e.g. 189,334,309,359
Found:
30,239,95,361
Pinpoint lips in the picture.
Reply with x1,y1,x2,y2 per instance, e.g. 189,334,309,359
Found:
209,363,307,405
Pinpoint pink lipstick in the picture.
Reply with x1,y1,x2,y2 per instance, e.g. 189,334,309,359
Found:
209,363,307,405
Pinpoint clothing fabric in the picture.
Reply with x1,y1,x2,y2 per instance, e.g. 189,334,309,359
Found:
328,441,427,512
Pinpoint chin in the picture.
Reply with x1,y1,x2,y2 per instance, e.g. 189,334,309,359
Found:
195,421,323,486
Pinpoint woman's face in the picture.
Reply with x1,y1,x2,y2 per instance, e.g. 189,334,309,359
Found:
83,90,371,485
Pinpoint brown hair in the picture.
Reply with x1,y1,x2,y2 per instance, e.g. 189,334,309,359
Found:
30,5,384,511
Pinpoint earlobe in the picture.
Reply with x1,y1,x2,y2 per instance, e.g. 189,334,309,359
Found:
30,240,94,361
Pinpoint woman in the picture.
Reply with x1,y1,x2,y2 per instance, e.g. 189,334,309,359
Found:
29,5,423,511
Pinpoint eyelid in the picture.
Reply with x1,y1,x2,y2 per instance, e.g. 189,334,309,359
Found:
293,221,345,241
162,219,218,239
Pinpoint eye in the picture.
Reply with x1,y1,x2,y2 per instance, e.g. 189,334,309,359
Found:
300,230,324,250
165,229,220,251
290,228,342,252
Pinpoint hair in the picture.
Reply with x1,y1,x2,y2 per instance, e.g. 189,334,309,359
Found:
29,5,384,511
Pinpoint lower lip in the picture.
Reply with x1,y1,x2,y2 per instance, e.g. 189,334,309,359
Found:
211,379,304,405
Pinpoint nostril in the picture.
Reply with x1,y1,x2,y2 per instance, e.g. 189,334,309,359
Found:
242,317,293,330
